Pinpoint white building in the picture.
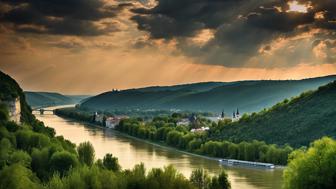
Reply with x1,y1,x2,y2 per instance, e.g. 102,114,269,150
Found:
105,116,128,129
93,112,103,123
176,118,191,126
191,127,210,133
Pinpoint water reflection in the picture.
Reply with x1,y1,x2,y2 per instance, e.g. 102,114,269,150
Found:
36,112,283,189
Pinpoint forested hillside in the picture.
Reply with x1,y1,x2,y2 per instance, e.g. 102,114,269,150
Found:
25,91,89,108
211,81,336,147
81,75,336,113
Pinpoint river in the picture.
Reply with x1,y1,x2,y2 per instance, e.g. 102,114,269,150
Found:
35,106,283,189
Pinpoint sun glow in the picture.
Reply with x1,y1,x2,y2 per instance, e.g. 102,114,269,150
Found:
287,1,310,13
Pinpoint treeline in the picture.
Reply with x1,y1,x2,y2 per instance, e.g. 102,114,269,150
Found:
0,106,231,189
116,117,293,165
55,107,94,123
56,106,214,120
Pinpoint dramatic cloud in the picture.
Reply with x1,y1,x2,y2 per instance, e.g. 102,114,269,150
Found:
131,0,336,67
0,0,132,36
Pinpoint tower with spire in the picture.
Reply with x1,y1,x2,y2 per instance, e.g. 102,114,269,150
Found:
221,110,225,119
232,108,241,121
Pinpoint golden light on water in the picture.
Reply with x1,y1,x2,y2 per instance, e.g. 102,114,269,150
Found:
287,1,310,13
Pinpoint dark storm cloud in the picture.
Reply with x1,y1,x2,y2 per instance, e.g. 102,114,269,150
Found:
0,0,133,36
131,0,336,67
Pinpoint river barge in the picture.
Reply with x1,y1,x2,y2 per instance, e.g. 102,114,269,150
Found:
219,159,275,169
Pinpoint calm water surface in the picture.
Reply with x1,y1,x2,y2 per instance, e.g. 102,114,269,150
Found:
36,107,283,189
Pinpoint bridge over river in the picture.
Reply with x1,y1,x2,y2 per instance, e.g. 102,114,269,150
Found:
32,108,55,115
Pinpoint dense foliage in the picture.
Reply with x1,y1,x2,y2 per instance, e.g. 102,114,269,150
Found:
115,117,292,165
283,137,336,189
210,81,336,147
81,76,336,112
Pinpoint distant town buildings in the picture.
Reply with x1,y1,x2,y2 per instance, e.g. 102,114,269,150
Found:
176,114,198,126
105,116,128,129
93,112,128,129
206,108,242,123
232,108,241,122
176,118,191,126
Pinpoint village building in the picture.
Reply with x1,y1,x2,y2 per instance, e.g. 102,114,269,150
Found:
232,108,241,122
176,114,198,126
105,116,128,129
176,118,191,126
93,112,104,123
191,127,210,133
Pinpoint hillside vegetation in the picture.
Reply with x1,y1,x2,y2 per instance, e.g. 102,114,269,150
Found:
25,91,89,108
211,81,336,147
81,75,336,113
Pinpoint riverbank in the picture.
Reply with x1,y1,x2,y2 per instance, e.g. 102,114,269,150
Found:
54,112,285,170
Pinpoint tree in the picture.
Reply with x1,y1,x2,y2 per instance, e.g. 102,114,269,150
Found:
77,141,95,166
50,151,78,176
0,164,41,189
103,153,120,172
283,137,336,189
166,131,183,147
209,170,231,189
190,168,211,189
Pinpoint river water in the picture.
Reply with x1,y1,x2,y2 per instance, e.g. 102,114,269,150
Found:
35,107,283,189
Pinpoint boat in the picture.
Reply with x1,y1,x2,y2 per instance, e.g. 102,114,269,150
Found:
219,159,275,169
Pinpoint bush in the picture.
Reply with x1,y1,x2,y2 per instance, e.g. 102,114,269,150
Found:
50,151,78,176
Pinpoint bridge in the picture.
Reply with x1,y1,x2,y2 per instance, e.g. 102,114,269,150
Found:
32,108,55,115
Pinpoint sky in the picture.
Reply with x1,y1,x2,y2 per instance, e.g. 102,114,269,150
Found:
0,0,336,95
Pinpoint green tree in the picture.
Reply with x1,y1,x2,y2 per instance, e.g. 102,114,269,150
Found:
0,164,41,189
103,153,120,172
283,137,336,189
190,168,211,189
77,141,95,166
50,151,78,176
209,170,231,189
166,131,183,147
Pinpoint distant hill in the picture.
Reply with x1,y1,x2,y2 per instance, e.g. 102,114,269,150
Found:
25,91,90,108
211,81,336,147
80,75,336,113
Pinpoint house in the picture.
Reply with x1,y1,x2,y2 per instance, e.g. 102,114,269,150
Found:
191,127,210,133
93,112,104,123
105,116,128,129
176,118,191,126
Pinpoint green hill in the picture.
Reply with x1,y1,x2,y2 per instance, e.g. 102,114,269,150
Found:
81,75,336,113
211,81,336,147
25,91,90,108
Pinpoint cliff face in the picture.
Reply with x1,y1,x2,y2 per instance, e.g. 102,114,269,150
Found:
0,71,34,124
4,97,21,123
